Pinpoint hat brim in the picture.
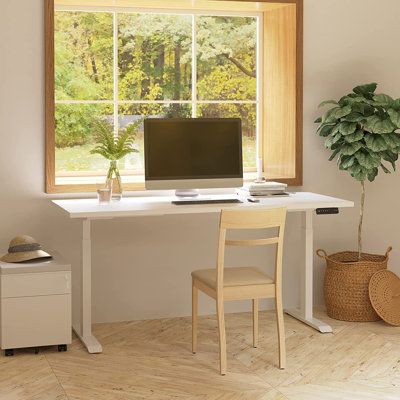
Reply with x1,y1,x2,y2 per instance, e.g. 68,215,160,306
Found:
0,250,52,263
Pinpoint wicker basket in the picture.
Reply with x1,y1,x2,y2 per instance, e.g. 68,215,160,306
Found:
316,247,392,322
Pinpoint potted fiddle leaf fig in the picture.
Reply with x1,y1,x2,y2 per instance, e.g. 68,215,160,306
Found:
315,83,400,322
91,119,141,200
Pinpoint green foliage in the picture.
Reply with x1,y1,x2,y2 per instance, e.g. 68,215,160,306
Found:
315,83,400,182
55,12,114,149
55,12,257,169
55,12,113,100
90,120,140,161
55,13,256,126
198,102,256,139
196,16,256,97
118,13,192,101
55,104,111,148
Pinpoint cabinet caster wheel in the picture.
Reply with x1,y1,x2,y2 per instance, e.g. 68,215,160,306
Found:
58,344,67,352
34,347,40,355
5,349,14,357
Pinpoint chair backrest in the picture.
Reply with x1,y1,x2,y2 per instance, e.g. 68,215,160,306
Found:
216,207,287,293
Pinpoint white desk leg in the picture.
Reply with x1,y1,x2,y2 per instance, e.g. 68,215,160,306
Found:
285,210,333,333
72,219,103,353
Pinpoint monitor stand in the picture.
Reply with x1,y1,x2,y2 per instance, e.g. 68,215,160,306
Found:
175,189,200,198
172,190,242,205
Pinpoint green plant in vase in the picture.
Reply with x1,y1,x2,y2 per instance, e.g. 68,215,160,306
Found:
315,83,400,259
91,120,140,200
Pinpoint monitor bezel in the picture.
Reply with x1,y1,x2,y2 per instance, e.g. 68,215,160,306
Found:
144,118,243,190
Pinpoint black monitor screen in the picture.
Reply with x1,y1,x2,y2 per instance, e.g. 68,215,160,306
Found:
144,118,243,180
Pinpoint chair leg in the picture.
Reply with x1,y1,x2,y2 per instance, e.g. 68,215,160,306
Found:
252,299,259,348
275,291,286,369
192,279,198,354
216,297,227,375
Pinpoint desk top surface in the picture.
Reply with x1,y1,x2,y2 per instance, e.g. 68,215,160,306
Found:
52,192,354,219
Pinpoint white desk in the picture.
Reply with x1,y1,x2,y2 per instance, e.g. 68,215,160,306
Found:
53,192,353,353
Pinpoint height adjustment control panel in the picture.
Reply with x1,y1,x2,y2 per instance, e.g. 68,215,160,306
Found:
316,207,339,215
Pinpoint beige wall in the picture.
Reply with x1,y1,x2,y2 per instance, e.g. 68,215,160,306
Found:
303,0,400,302
0,0,399,324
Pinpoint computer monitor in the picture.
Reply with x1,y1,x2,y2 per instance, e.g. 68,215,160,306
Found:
144,118,243,196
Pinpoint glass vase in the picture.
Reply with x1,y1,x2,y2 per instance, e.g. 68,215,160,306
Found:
105,160,122,201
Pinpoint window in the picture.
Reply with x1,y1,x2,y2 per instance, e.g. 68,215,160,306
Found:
46,0,303,193
54,9,259,186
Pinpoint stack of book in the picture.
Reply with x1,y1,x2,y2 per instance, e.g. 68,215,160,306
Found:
237,181,288,197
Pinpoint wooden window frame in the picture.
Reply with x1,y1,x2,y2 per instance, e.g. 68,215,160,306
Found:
45,0,303,193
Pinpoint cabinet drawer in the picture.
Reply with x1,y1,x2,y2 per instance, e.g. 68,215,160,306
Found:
1,272,71,298
1,294,71,349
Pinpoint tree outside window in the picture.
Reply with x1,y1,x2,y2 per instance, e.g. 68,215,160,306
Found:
54,10,258,182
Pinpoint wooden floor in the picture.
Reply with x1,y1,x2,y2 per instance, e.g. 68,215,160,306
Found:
1,309,400,400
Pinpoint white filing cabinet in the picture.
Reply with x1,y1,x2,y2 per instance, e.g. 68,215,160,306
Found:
0,252,71,356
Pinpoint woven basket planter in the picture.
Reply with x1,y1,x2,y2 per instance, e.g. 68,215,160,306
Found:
316,247,392,322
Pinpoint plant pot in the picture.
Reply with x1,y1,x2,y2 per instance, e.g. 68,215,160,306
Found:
316,247,392,322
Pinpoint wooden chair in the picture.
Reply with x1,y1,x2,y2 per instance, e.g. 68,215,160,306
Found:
191,207,287,375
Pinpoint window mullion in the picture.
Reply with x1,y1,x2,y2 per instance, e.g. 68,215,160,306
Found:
113,12,119,137
256,14,262,176
191,14,197,118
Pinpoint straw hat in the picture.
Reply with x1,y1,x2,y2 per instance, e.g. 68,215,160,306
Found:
369,270,400,326
0,236,52,263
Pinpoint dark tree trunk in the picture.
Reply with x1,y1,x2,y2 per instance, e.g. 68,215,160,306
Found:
119,37,134,76
174,43,181,99
183,63,188,92
72,22,84,70
141,40,151,98
72,22,79,47
153,45,165,85
172,42,181,116
87,38,99,84
153,44,165,99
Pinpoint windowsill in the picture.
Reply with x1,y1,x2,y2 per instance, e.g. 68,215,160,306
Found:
55,174,145,186
55,172,257,186
48,171,301,195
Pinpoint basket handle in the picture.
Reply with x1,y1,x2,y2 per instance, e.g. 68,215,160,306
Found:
385,246,393,258
316,249,328,259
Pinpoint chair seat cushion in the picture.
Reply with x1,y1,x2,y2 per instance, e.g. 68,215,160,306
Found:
192,267,273,288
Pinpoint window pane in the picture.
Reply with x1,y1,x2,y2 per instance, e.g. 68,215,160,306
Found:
118,14,192,101
55,12,113,100
197,103,256,169
118,103,192,174
196,16,257,101
55,104,113,175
